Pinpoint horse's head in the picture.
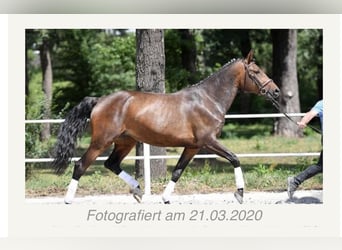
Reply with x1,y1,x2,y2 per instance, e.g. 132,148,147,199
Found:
240,50,280,100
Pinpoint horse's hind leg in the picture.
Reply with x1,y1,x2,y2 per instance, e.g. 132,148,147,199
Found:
64,140,112,204
205,139,244,204
104,137,142,202
162,147,200,204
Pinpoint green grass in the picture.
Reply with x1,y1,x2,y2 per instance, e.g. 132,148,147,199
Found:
25,123,322,197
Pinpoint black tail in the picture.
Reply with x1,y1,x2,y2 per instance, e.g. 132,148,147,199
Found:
52,97,99,174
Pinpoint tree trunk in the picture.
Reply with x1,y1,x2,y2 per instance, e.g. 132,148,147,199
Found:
238,30,252,114
272,29,302,137
40,37,53,141
135,29,167,179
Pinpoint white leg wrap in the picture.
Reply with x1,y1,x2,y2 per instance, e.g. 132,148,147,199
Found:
119,171,139,188
234,167,245,189
162,180,176,203
64,179,78,204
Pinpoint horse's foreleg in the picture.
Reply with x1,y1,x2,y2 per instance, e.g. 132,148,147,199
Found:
162,147,199,204
205,140,244,204
104,138,142,202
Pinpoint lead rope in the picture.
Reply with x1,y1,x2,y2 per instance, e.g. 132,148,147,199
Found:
268,95,322,134
244,62,321,134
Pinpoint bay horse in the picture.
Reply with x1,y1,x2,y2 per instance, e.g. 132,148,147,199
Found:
52,50,280,204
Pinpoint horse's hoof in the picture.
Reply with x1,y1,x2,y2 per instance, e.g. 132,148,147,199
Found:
131,186,143,203
64,198,73,204
162,196,171,204
234,188,244,204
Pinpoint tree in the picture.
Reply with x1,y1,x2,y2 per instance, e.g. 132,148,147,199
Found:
201,29,274,115
135,29,167,179
272,29,302,137
315,31,323,100
178,29,197,84
25,30,34,97
39,31,54,141
297,29,323,110
52,29,136,114
164,29,201,92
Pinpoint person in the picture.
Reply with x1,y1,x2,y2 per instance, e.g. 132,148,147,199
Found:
287,99,323,199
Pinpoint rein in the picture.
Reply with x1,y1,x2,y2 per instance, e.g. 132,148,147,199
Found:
268,94,322,134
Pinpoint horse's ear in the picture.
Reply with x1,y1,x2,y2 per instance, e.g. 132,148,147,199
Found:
245,50,254,64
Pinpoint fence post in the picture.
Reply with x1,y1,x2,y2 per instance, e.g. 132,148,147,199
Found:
143,143,151,195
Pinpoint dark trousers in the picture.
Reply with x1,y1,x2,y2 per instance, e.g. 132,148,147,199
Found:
294,150,323,186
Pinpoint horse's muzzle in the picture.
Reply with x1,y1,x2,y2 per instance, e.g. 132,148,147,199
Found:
266,88,280,100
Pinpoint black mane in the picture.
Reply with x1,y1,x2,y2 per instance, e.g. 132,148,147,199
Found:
189,58,242,88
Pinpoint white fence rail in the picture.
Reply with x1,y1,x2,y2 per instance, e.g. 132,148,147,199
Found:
25,113,306,124
25,113,320,195
25,112,320,163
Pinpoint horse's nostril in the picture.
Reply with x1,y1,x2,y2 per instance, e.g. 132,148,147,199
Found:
274,88,280,97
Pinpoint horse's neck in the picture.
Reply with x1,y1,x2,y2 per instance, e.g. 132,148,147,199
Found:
200,64,240,114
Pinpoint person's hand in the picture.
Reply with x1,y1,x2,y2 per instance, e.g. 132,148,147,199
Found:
297,121,306,129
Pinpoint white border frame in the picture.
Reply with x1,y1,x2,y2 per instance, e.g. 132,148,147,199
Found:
0,14,9,239
7,14,341,238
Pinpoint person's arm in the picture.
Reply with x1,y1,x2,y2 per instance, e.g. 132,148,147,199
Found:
297,109,318,129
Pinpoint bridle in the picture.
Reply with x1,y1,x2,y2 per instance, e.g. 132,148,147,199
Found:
244,62,322,134
244,61,273,96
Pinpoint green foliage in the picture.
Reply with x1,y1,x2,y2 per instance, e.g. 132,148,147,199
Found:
51,30,136,112
221,123,272,139
26,73,44,120
25,72,54,161
164,29,204,92
254,163,271,176
297,29,323,109
26,28,322,116
86,33,136,95
25,29,135,114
